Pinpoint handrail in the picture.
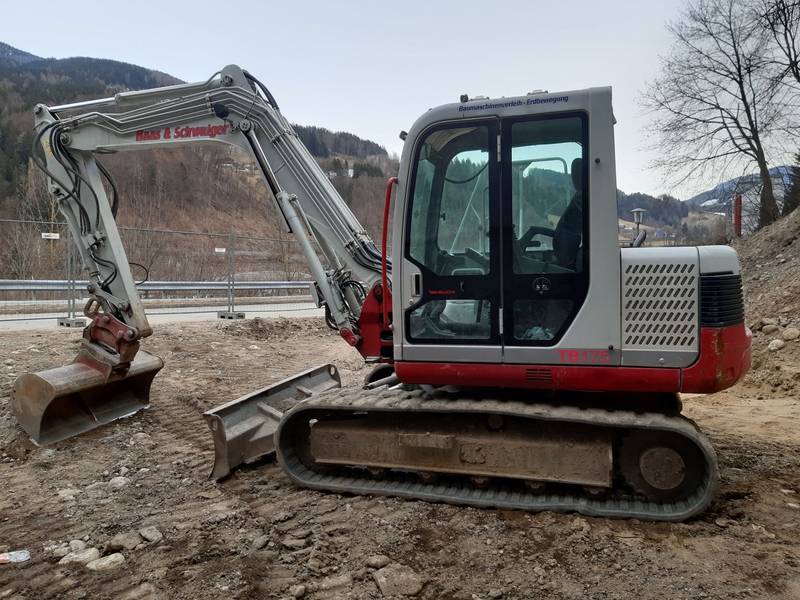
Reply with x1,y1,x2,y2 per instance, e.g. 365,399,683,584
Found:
382,177,398,329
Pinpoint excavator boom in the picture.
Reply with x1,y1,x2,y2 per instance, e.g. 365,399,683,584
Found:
13,65,385,445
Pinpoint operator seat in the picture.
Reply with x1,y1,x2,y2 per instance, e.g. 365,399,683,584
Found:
553,158,584,270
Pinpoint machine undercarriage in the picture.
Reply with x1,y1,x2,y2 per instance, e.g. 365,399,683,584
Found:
205,364,717,522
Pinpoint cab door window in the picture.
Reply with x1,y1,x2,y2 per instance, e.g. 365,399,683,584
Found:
503,114,589,345
405,124,499,343
408,126,491,277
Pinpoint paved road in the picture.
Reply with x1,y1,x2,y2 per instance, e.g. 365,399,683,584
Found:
0,302,323,330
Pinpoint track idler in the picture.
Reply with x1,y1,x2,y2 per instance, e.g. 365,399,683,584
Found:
11,312,163,446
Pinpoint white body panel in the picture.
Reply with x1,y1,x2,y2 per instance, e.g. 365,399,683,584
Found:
393,88,621,365
620,247,699,368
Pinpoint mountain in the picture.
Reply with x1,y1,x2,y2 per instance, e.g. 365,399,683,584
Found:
0,41,40,66
0,48,182,198
0,43,395,282
0,42,387,201
294,125,386,158
683,166,794,234
616,190,689,229
686,166,793,210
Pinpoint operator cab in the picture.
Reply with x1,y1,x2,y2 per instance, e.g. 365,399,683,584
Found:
400,110,590,350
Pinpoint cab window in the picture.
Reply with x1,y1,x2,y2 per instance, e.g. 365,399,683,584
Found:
408,126,491,277
510,117,585,274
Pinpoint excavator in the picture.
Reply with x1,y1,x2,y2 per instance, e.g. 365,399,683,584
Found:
11,65,751,521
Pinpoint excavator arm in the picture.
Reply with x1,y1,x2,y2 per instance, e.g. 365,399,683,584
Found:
13,65,390,446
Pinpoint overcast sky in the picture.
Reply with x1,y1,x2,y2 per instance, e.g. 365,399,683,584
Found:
5,0,691,197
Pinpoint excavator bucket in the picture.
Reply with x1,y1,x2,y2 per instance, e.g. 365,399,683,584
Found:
204,364,341,479
11,349,164,446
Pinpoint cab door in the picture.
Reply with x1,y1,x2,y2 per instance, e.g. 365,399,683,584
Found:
401,120,502,363
500,114,590,355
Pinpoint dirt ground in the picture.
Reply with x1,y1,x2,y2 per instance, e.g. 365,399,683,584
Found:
0,317,798,600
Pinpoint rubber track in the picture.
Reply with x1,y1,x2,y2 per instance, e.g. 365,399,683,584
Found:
275,385,719,522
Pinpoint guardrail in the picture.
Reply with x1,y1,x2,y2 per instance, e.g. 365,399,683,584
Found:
0,279,318,325
0,280,312,292
0,218,316,325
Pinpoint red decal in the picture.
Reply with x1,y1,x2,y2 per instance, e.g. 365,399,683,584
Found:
558,349,611,364
134,129,161,142
135,124,230,142
429,289,456,296
172,124,230,139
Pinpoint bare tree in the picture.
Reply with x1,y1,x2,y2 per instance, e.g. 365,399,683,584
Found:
16,163,58,223
761,0,800,85
643,0,793,228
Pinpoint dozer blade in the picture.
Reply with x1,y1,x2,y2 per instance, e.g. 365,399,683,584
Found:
204,364,341,480
11,349,164,446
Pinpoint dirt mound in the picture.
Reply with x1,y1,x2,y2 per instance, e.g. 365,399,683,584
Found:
733,209,800,392
735,208,800,322
222,316,334,342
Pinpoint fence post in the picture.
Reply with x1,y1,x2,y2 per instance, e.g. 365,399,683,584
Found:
217,233,244,320
733,194,743,238
57,229,86,328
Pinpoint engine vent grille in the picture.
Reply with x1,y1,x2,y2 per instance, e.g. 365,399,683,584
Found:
525,367,553,382
621,257,698,351
700,273,744,327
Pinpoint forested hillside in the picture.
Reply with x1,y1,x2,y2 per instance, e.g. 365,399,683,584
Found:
0,42,396,280
0,50,183,199
0,40,729,282
294,125,386,158
0,41,40,66
616,190,689,228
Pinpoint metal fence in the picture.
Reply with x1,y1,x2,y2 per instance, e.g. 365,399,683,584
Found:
0,219,320,324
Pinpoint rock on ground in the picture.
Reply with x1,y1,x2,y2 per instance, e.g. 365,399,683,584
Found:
138,526,163,543
251,534,269,551
317,574,352,591
130,432,155,447
366,554,391,569
57,488,80,501
288,584,306,598
86,553,125,571
782,327,799,341
106,531,143,552
58,547,100,566
108,476,130,489
768,339,786,352
373,563,425,596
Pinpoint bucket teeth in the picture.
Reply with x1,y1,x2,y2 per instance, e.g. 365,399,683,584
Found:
11,350,163,446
